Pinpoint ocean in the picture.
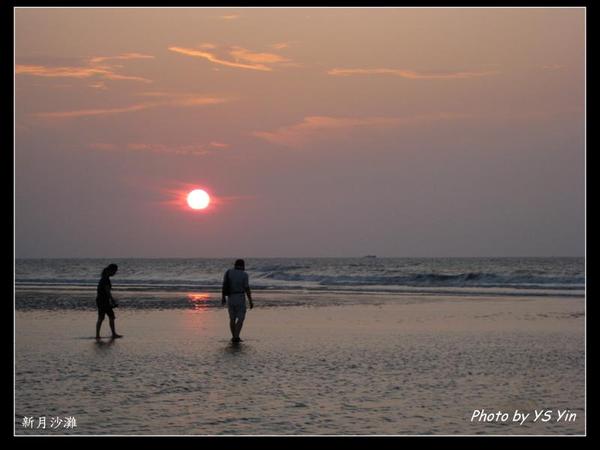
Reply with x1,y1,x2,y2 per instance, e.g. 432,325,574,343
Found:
15,257,585,311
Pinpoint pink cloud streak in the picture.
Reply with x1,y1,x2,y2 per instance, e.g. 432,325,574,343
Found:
168,45,293,71
253,113,471,147
327,68,498,79
35,93,229,119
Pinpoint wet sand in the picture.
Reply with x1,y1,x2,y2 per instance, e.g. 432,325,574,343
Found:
15,294,585,435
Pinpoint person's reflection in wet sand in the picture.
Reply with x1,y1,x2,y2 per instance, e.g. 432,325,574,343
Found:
224,341,244,354
93,337,116,351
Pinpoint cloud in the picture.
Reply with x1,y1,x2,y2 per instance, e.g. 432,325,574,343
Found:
219,14,240,20
89,141,229,156
16,64,112,79
168,96,227,107
88,142,117,151
88,53,155,64
540,64,565,71
169,46,271,71
229,46,291,64
92,71,151,83
169,44,293,71
327,67,499,79
88,82,108,90
135,91,232,106
36,93,229,119
16,52,155,85
126,143,208,156
209,141,229,148
253,113,471,147
135,91,173,97
37,103,154,119
271,42,294,50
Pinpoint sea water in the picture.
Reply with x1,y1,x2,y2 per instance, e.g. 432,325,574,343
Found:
15,257,584,311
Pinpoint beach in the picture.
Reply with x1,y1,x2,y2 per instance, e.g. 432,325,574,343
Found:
15,292,585,435
14,5,586,437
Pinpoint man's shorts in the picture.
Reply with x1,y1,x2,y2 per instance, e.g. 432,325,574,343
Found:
97,303,115,320
227,294,247,321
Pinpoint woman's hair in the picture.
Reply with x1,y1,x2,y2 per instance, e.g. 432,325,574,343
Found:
101,263,118,277
234,259,245,270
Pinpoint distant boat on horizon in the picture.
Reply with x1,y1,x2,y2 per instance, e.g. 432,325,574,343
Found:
362,255,377,258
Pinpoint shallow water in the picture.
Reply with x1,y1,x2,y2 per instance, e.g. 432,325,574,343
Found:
15,299,585,435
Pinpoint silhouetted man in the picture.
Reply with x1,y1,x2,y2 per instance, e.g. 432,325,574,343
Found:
222,259,253,343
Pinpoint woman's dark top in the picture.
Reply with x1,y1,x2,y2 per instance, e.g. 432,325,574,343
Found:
96,276,112,309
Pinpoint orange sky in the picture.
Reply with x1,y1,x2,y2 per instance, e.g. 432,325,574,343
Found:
15,8,585,257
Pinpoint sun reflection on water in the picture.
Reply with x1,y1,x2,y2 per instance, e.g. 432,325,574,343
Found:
187,292,211,311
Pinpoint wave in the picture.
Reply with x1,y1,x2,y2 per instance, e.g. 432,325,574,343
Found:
15,271,585,292
15,258,585,308
255,270,584,289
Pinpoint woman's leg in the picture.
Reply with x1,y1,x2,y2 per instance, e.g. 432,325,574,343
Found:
96,311,105,339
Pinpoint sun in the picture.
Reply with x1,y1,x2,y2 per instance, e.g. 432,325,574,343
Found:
187,189,210,210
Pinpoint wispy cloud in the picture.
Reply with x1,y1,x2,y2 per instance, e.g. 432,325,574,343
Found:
37,103,153,119
540,64,565,71
270,41,299,50
229,46,290,64
16,64,114,79
88,82,108,90
126,143,208,156
16,52,155,85
88,141,229,156
327,67,499,79
253,113,470,147
36,93,229,119
219,14,240,20
135,91,232,107
88,53,155,64
209,141,229,148
88,142,117,151
169,46,270,71
271,42,290,50
169,44,292,71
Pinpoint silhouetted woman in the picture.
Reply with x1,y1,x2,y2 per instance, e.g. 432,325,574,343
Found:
95,263,122,340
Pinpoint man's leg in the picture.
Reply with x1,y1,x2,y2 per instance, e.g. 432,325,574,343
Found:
234,319,244,340
229,319,236,338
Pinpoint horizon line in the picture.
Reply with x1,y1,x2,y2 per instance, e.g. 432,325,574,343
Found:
13,255,585,259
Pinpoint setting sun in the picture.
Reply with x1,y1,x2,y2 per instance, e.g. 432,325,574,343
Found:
187,189,210,210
